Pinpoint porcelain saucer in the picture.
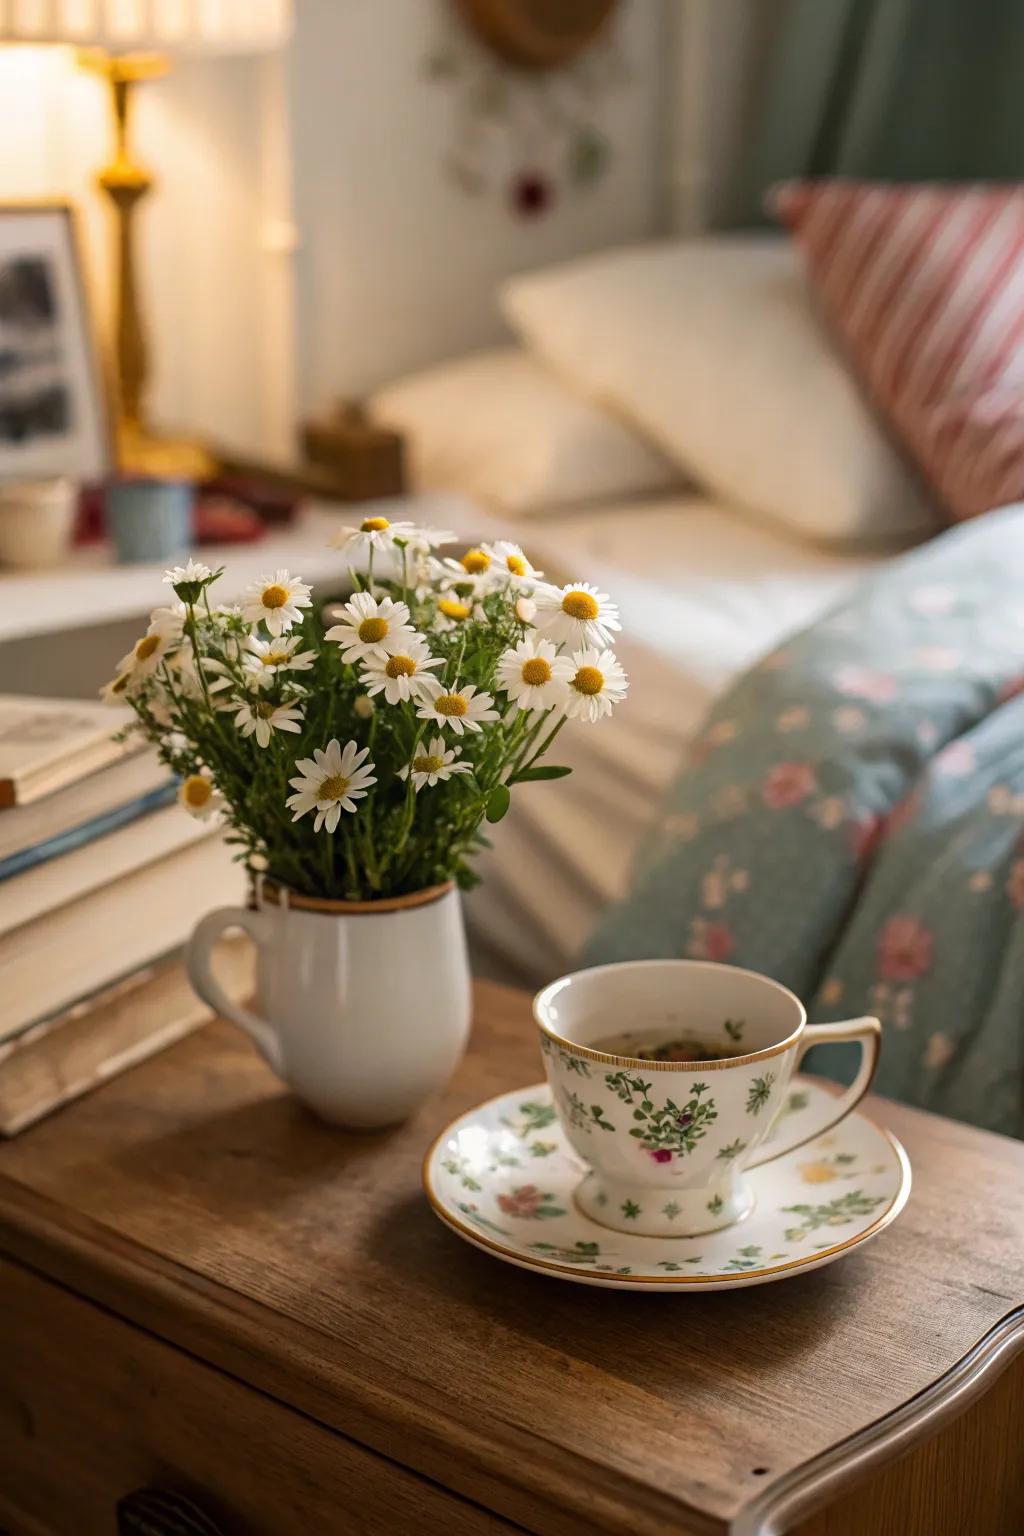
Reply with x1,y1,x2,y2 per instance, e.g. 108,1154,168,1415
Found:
424,1076,911,1290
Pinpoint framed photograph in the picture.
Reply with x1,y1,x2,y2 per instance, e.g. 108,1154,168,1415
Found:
0,203,111,484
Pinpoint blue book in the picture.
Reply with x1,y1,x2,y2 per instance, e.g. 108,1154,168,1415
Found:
0,780,178,883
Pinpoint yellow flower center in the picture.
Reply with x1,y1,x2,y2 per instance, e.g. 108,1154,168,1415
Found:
438,598,470,621
561,590,599,621
461,549,491,574
261,584,290,610
135,634,161,661
358,616,389,643
111,673,131,695
255,699,278,718
320,773,350,799
413,753,444,775
506,554,528,576
573,665,604,696
435,693,468,717
521,657,552,686
261,649,291,667
361,517,390,533
385,654,416,678
182,774,212,808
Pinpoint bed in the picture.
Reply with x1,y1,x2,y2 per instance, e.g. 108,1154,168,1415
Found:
370,234,942,984
450,493,889,983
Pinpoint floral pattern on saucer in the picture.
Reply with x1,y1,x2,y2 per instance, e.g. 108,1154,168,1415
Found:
424,1077,910,1290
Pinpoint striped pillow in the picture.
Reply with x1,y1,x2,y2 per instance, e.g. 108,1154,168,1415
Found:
772,181,1024,524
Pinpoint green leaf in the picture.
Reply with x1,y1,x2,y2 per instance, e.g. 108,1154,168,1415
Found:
510,765,572,784
485,784,511,823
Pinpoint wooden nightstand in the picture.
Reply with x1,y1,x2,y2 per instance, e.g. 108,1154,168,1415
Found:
0,981,1022,1535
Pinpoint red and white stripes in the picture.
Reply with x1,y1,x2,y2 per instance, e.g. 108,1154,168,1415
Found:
771,180,1024,524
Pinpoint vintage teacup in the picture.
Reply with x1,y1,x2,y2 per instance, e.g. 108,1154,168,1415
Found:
534,959,881,1237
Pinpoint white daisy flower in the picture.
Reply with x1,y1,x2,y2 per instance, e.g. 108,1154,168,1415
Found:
286,738,377,832
117,617,179,678
533,581,621,649
354,693,375,719
451,546,492,578
240,570,312,636
360,637,443,704
148,603,187,641
482,540,542,585
324,592,416,663
496,636,573,713
100,670,137,704
416,679,499,736
234,697,304,748
426,557,486,598
397,736,472,792
563,647,629,723
165,645,233,698
163,558,212,587
433,595,481,632
243,634,318,688
178,768,222,820
328,516,418,560
398,525,457,555
515,595,537,626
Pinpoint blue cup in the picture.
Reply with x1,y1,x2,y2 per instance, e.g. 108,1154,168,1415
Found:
106,478,194,565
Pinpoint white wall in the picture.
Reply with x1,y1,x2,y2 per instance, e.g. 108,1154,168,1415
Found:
0,0,671,456
289,0,672,410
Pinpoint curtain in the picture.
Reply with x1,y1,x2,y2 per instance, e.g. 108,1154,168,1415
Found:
728,0,1024,227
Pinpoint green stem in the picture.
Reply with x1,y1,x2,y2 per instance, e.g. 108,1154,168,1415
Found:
518,713,567,776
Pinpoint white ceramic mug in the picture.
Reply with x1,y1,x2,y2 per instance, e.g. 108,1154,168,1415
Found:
187,881,471,1129
534,959,881,1237
0,478,75,568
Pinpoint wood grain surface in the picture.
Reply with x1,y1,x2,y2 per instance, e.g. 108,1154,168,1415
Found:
0,980,1022,1536
0,1256,517,1536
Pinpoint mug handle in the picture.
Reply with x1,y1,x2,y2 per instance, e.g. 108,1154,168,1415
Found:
185,906,283,1074
746,1017,882,1168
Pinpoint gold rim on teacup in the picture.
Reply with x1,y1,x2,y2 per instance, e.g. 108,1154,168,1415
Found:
533,958,807,1072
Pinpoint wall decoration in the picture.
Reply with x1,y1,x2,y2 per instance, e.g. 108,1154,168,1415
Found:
0,205,110,484
452,0,619,70
425,0,628,219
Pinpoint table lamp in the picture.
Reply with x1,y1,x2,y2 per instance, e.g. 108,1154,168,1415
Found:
0,0,292,475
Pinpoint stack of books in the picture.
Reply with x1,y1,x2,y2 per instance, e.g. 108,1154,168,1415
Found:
0,695,251,1135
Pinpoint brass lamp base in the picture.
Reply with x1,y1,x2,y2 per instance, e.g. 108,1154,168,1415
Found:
79,49,221,480
117,420,218,481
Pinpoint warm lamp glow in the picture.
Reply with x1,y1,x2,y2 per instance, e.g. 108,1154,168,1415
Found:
0,0,292,51
0,0,291,473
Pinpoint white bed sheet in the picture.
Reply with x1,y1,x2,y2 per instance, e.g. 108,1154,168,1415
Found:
460,493,893,985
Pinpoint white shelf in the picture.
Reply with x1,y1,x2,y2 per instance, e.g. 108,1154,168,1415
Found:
0,494,480,644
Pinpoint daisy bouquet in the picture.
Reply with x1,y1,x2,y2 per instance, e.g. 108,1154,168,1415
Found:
105,518,628,902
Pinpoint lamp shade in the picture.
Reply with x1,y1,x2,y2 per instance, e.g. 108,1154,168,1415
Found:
0,0,291,52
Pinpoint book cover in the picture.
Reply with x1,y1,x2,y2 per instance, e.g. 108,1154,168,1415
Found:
0,801,211,938
0,834,246,1041
0,751,171,865
0,781,177,883
0,694,134,808
0,939,254,1136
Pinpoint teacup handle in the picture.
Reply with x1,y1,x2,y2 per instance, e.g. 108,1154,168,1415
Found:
746,1017,882,1168
186,906,283,1074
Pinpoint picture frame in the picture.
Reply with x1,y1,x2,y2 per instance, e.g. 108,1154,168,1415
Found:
0,202,112,485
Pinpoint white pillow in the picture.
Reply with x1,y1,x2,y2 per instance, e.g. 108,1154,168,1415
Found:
369,347,678,517
501,236,939,546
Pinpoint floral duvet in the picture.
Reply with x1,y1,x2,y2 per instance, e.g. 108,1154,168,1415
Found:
585,505,1024,1138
